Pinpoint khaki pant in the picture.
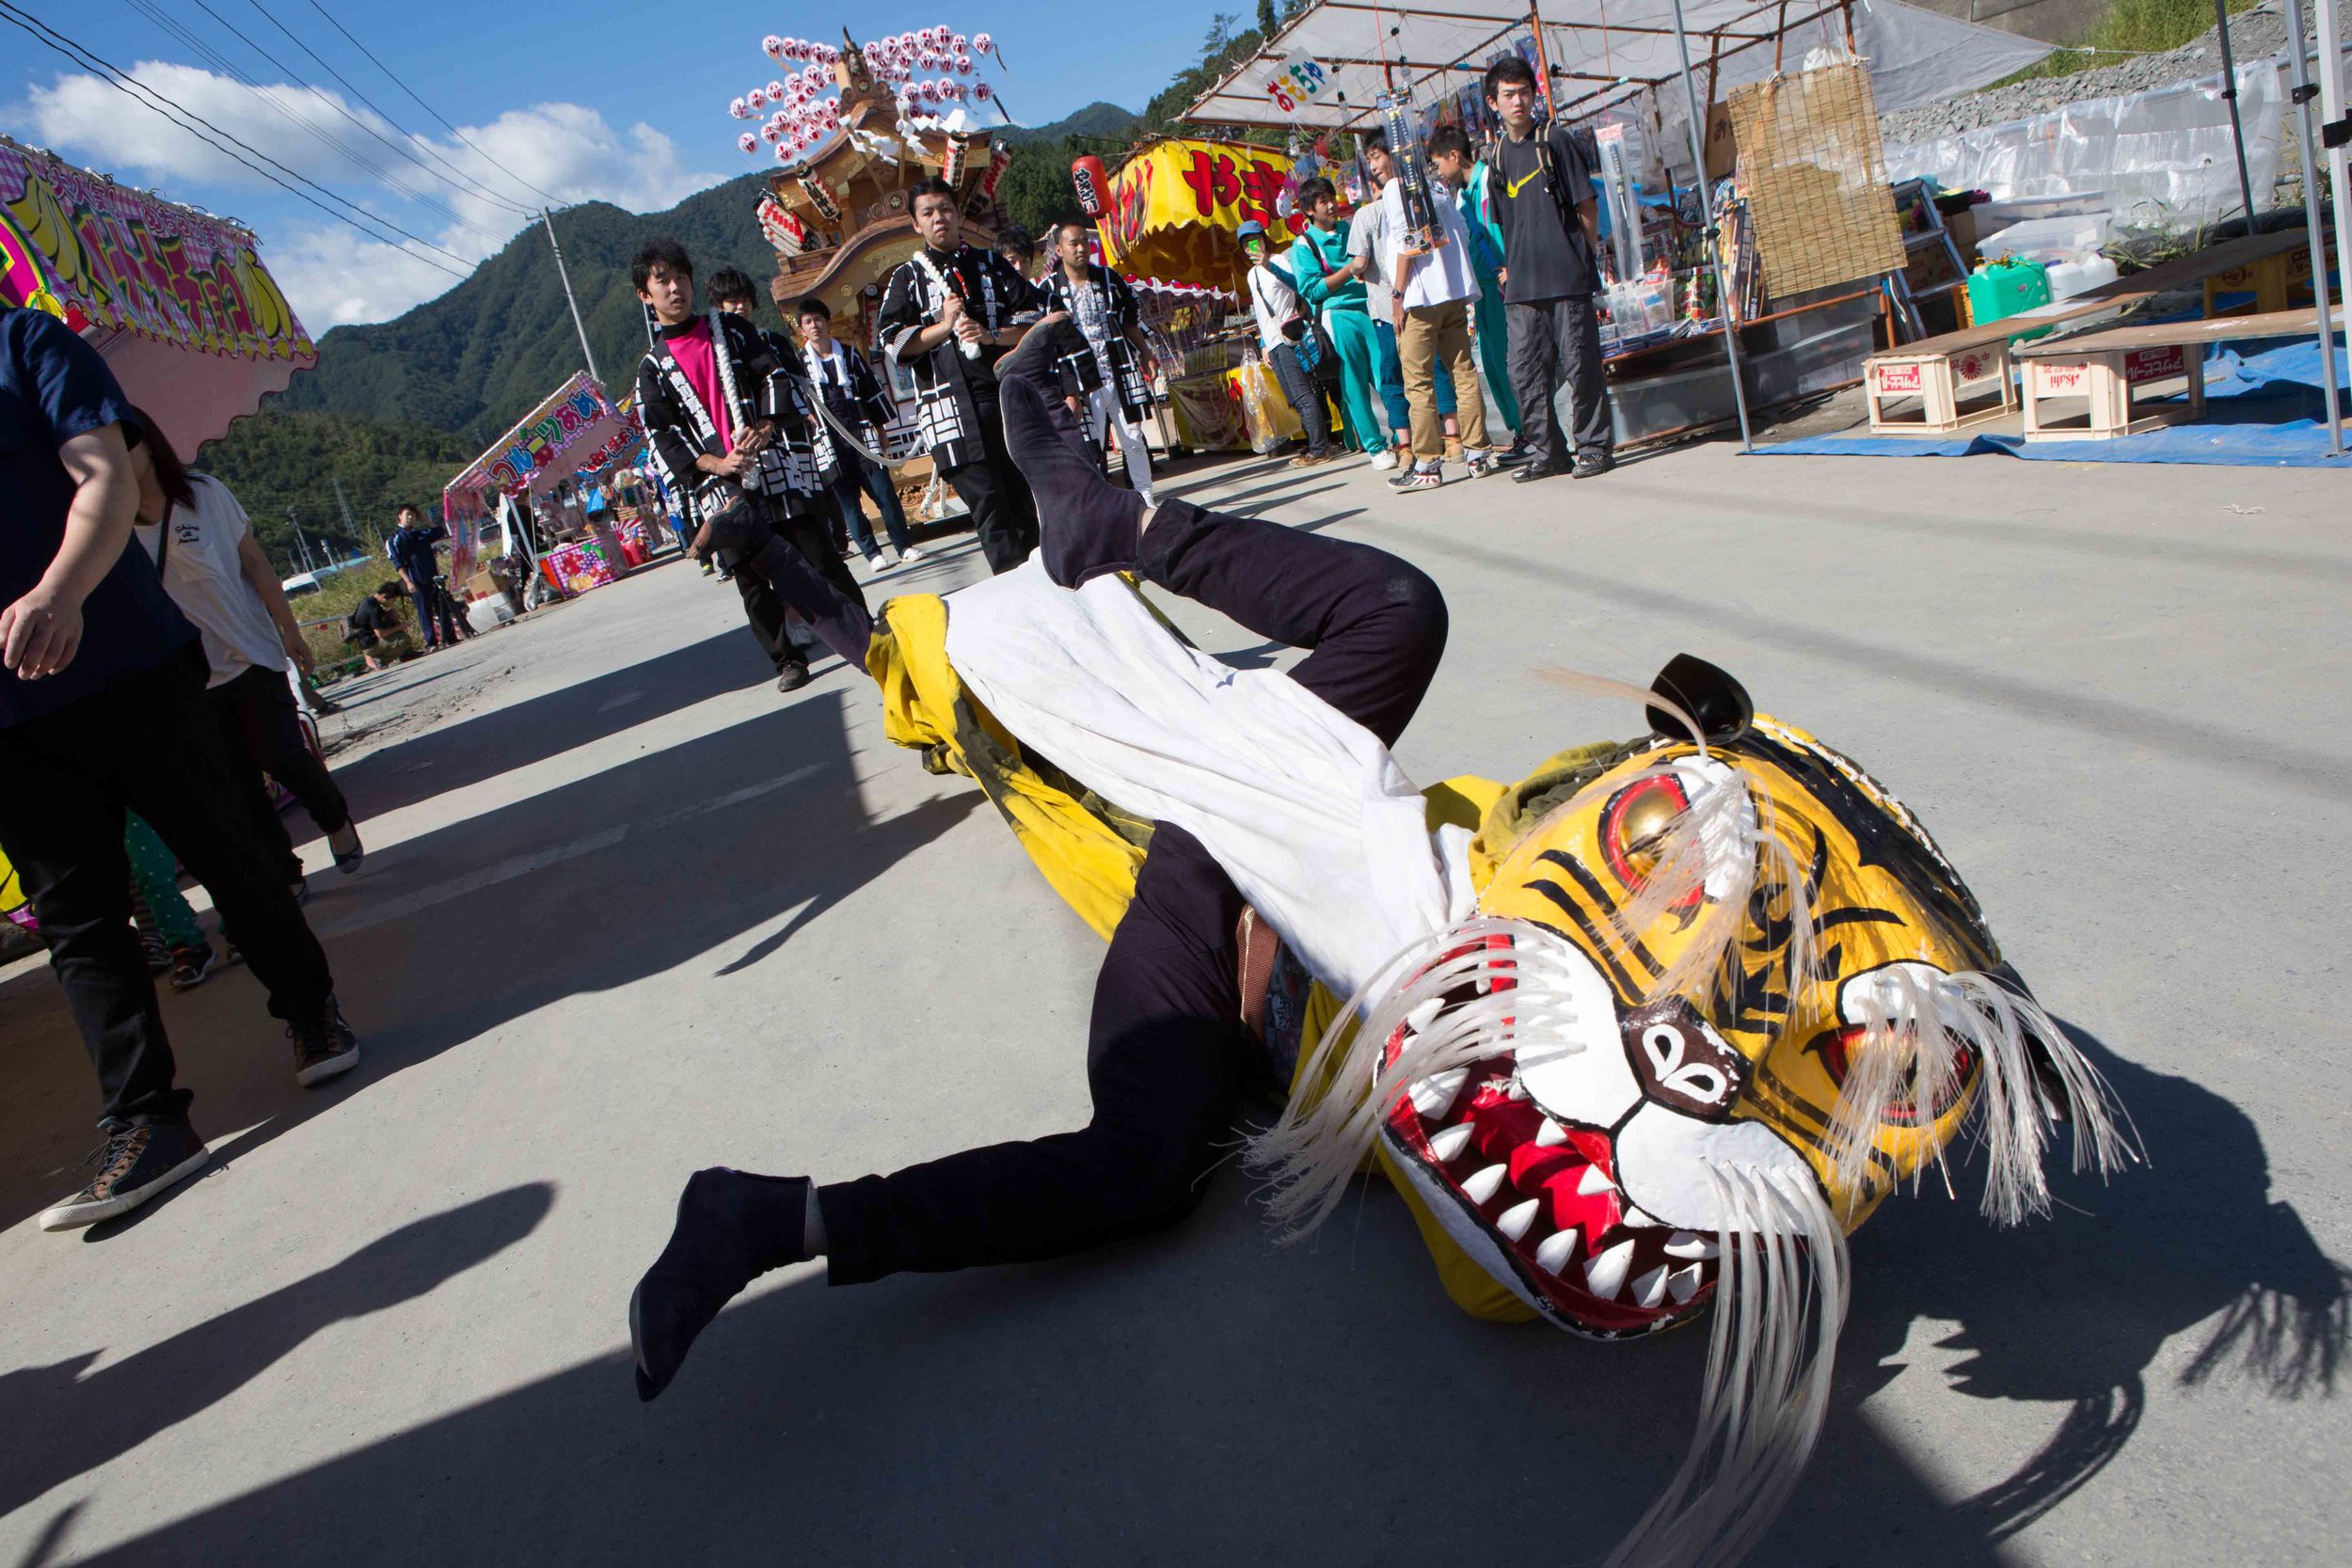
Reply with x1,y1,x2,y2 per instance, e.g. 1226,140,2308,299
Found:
1397,298,1489,460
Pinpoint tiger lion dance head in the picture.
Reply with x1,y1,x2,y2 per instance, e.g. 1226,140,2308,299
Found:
1251,657,2135,1568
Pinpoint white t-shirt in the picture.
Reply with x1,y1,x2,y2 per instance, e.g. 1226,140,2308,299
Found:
1247,262,1302,353
1382,179,1481,311
134,473,288,687
1346,199,1394,320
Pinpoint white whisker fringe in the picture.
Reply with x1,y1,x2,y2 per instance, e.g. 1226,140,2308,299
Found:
1603,1164,1849,1568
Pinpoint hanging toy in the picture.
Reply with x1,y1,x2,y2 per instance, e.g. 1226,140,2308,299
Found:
972,31,992,55
767,79,785,99
950,32,968,53
729,96,750,119
763,35,784,58
954,53,973,73
739,132,758,153
747,87,767,109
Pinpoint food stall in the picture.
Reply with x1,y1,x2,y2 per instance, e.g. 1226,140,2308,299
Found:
1096,135,1299,451
440,372,647,603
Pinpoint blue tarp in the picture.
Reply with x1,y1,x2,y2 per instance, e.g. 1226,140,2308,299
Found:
1753,335,2352,467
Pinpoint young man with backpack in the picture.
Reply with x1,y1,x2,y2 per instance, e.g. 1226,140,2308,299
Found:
1484,55,1616,482
1240,221,1336,467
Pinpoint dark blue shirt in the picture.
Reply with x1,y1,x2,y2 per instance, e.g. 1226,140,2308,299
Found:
0,309,195,727
388,521,449,583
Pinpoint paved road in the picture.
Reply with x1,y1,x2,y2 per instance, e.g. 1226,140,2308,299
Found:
3,445,2345,1566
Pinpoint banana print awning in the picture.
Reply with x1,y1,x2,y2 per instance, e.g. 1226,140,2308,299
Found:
1,135,316,458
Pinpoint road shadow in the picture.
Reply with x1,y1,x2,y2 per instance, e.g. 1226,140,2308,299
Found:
0,1184,553,1527
0,689,980,1236
39,1024,2333,1567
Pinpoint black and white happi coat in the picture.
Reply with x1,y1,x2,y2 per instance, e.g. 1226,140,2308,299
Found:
1043,265,1154,423
800,338,898,462
633,311,825,527
876,243,1043,471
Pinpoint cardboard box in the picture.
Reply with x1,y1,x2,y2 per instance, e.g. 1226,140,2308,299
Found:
1703,103,1737,182
1946,207,1980,272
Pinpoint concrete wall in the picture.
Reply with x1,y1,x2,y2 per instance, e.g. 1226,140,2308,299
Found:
1903,0,2112,42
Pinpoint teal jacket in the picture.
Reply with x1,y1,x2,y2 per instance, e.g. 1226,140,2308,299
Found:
1458,164,1507,280
1289,223,1366,315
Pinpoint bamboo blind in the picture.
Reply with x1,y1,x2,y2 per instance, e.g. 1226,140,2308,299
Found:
1726,62,1905,298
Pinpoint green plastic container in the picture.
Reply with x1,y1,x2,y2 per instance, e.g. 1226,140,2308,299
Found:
1967,256,2052,327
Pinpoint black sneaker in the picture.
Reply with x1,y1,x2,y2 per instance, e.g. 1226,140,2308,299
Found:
1513,459,1568,484
775,662,812,692
1572,452,1614,479
140,927,171,974
630,1168,814,1401
223,940,244,968
168,943,218,991
288,997,361,1086
39,1118,210,1231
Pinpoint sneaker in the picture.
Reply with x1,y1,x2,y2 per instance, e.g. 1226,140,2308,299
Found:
288,997,360,1087
898,545,928,565
1572,452,1615,480
1466,449,1501,479
328,823,365,876
223,940,244,969
168,943,218,991
1388,463,1443,493
775,662,812,693
864,553,893,576
1369,449,1399,471
140,927,171,974
39,1118,210,1231
1514,459,1568,485
1500,437,1532,466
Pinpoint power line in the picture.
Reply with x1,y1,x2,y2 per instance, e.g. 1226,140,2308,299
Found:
166,0,516,242
0,3,471,277
297,0,566,208
232,0,541,217
117,0,514,245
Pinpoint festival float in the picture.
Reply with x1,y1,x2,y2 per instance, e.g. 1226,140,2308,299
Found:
735,24,1016,499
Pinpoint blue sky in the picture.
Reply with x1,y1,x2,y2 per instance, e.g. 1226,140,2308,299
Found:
3,2,1223,328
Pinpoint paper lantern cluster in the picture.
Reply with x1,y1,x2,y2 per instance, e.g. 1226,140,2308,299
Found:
727,23,1008,168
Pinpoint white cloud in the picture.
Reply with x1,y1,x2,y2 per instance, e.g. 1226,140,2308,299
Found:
15,62,724,326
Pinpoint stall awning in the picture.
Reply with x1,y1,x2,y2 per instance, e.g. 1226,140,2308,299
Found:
1183,0,2050,132
441,371,643,577
1,136,316,458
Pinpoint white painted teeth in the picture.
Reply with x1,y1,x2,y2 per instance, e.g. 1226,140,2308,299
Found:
1534,1118,1570,1148
1461,1163,1509,1204
1534,1227,1581,1274
1426,1123,1474,1163
1632,1265,1669,1309
1409,1068,1468,1118
1663,1231,1719,1260
1668,1264,1704,1304
1618,1205,1666,1229
1405,999,1445,1034
1576,1164,1616,1196
1582,1239,1636,1299
1497,1197,1540,1241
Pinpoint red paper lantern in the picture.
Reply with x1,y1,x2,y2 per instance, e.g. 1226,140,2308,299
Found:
1072,154,1109,216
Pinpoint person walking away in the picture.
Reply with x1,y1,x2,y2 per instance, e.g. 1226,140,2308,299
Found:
1382,139,1500,493
128,408,365,883
633,240,867,692
877,178,1045,573
1043,221,1158,504
1240,221,1336,467
0,307,361,1232
791,295,926,573
1286,178,1389,466
388,504,464,647
1484,55,1615,482
1428,125,1524,459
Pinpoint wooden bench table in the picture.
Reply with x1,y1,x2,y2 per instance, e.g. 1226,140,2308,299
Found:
2015,307,2339,440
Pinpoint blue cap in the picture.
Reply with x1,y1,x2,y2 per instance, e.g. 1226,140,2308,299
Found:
1236,219,1267,241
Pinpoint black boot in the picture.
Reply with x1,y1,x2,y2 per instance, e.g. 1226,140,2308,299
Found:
629,1168,813,1402
996,372,1143,589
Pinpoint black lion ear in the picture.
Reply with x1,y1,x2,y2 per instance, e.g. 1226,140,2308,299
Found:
1647,654,1753,744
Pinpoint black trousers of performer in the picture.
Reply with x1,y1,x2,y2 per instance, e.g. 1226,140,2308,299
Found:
723,503,870,672
208,663,352,883
0,647,337,1127
943,385,1040,575
818,499,1448,1284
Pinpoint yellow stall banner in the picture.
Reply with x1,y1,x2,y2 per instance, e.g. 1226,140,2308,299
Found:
1099,138,1295,297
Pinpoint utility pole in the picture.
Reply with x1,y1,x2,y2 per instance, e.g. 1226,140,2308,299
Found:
284,507,316,575
542,206,603,387
330,474,358,561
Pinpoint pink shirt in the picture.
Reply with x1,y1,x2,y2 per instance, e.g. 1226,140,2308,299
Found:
664,320,734,453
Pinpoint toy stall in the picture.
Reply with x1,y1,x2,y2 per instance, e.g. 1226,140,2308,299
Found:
440,372,649,607
1179,0,2066,449
1091,136,1291,452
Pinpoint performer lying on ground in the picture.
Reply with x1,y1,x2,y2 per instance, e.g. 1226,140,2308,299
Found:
633,339,2137,1566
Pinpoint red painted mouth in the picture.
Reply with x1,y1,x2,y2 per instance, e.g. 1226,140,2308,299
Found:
1382,938,1718,1338
1812,1026,1976,1126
